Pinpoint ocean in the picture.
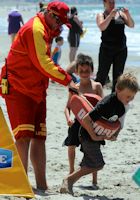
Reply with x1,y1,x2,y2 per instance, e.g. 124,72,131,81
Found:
0,1,139,68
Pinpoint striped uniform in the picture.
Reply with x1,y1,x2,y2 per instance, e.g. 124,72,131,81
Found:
1,12,71,140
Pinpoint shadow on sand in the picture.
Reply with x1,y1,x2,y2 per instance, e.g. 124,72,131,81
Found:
81,195,124,200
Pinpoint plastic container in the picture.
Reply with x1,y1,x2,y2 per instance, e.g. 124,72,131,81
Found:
132,166,140,186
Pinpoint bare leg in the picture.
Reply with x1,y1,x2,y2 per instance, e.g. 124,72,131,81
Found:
60,166,103,194
68,166,101,185
92,171,97,185
68,146,76,174
30,138,48,190
15,137,30,173
11,33,16,43
69,47,78,63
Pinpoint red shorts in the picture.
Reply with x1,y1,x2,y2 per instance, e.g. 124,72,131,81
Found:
5,88,47,140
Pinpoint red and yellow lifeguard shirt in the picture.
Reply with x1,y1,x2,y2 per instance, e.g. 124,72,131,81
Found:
1,13,71,103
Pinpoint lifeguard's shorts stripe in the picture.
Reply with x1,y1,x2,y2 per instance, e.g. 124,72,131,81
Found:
13,124,35,137
5,88,47,140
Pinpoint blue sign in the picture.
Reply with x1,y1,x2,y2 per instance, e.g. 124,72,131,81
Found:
0,148,13,169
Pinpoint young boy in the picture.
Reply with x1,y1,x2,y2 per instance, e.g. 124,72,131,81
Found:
63,53,103,189
60,73,139,195
52,36,64,65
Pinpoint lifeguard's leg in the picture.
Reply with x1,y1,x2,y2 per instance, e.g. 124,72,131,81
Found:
30,138,48,190
15,137,30,173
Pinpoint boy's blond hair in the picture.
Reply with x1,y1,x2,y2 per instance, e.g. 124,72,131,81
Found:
116,73,139,93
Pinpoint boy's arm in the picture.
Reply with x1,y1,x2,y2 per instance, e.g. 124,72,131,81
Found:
95,82,104,98
82,114,105,141
64,92,74,127
111,104,130,140
109,128,121,141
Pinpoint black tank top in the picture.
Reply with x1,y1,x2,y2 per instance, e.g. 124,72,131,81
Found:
69,17,83,35
101,13,126,48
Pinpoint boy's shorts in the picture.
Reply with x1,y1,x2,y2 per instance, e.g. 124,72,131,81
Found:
80,138,105,169
5,88,47,140
64,119,80,147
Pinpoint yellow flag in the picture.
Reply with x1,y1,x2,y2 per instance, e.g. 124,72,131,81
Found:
0,107,34,198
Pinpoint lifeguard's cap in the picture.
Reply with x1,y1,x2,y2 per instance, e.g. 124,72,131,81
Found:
47,1,71,28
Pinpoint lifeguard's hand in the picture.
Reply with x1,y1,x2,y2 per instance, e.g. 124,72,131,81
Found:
68,80,79,93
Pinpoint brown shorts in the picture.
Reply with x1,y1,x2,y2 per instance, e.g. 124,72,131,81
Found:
5,88,47,140
80,139,105,169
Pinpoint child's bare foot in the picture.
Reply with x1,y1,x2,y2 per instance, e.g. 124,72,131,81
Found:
60,178,74,195
91,183,99,190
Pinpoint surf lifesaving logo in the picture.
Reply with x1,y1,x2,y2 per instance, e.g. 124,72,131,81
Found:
0,148,13,169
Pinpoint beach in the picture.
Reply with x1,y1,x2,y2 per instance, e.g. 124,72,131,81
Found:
0,2,140,200
0,80,140,200
0,57,140,200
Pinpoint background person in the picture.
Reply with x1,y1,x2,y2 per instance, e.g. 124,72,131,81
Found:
39,1,47,12
68,6,83,63
51,36,64,83
95,0,134,92
8,9,24,43
1,1,75,193
52,36,64,65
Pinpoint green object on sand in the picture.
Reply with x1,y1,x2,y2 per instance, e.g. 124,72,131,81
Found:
132,166,140,187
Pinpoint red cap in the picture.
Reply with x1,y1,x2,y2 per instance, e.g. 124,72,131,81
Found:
47,1,71,28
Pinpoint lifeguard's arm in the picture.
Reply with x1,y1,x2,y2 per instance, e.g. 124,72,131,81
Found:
96,9,117,31
120,8,134,27
26,17,72,86
82,114,106,141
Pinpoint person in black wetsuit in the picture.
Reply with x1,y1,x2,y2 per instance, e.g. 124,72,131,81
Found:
68,7,83,62
95,0,134,92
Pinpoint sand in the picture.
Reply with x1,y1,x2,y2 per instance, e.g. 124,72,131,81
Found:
0,23,140,200
0,81,140,200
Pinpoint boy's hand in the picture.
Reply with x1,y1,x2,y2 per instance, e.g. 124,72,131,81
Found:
110,135,117,141
67,119,74,127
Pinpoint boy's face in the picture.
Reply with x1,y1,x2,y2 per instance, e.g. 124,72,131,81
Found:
77,65,92,79
58,40,64,46
116,88,136,105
